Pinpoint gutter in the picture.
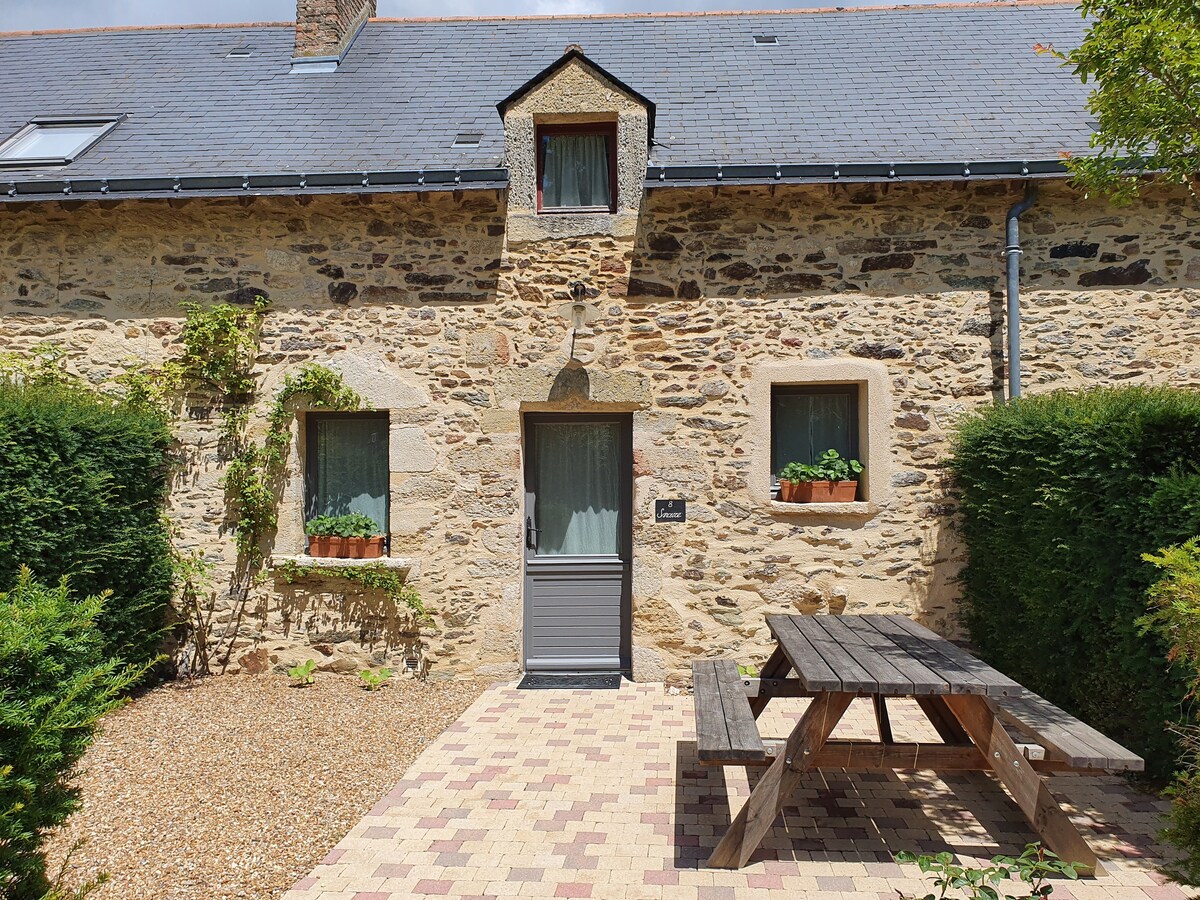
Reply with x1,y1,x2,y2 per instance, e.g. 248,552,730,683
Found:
1004,182,1038,401
0,168,508,203
645,158,1070,188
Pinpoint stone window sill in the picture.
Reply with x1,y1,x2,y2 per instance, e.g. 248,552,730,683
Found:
766,500,876,517
268,555,420,577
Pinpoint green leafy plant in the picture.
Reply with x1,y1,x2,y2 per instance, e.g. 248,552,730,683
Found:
0,569,148,898
305,513,383,539
288,659,317,686
895,844,1081,900
0,380,174,667
359,667,394,690
1137,538,1200,883
736,664,759,677
1034,0,1200,205
0,342,76,389
947,386,1200,778
223,364,362,564
273,560,429,623
778,449,864,483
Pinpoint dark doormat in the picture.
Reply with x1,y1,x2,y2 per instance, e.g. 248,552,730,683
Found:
517,673,623,690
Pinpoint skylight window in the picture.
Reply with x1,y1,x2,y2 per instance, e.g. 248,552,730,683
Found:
453,133,483,148
753,34,779,45
227,46,253,57
0,118,119,167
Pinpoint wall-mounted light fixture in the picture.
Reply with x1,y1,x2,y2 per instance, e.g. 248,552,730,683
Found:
556,281,602,360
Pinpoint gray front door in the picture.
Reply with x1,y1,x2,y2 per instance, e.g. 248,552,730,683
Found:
523,413,632,674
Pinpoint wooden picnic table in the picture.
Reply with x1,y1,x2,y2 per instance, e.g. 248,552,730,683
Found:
693,613,1143,873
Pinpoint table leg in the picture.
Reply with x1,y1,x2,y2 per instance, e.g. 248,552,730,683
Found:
749,644,793,719
915,696,970,745
943,694,1105,877
872,695,894,744
708,691,854,869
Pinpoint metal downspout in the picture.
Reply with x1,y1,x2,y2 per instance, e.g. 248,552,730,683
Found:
1005,182,1038,400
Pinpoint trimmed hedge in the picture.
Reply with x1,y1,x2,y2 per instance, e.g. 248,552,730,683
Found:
948,386,1200,778
0,381,173,666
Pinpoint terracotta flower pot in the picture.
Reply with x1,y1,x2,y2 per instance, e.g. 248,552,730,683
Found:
791,480,859,503
307,535,385,558
778,480,798,502
343,536,385,559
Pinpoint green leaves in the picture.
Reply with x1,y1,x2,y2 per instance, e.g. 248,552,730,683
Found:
1050,0,1200,203
895,844,1082,900
947,386,1200,778
359,667,394,690
304,513,383,539
273,560,428,623
0,569,149,896
778,448,864,483
288,659,317,686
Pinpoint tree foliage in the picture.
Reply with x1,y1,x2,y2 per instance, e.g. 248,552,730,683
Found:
1042,0,1200,203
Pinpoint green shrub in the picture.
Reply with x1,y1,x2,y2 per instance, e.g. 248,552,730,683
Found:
948,386,1200,778
0,570,144,898
1141,539,1200,883
0,381,173,667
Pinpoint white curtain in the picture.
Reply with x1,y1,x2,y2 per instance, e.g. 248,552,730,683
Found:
534,422,619,556
314,417,388,532
542,134,611,209
772,392,854,474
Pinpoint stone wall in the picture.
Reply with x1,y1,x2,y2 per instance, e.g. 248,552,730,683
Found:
1,178,1197,684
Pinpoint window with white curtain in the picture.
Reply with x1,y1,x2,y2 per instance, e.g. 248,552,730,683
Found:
304,413,390,535
537,123,616,212
770,385,861,490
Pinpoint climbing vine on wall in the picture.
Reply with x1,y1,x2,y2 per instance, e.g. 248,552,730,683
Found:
273,559,429,621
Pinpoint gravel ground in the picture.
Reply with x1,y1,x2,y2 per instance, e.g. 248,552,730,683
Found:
43,674,487,900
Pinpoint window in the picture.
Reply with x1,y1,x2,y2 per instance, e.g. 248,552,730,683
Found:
0,118,120,167
770,385,860,494
305,413,390,538
537,122,617,213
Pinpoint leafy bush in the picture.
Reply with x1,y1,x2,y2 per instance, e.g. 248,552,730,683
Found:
304,513,383,538
948,386,1200,777
896,843,1081,899
1140,539,1200,883
778,449,864,482
0,381,174,667
0,570,144,898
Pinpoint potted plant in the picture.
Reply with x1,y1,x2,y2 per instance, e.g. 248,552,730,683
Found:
304,513,385,559
777,449,864,503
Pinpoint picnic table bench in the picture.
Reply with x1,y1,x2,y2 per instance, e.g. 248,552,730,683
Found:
692,613,1142,873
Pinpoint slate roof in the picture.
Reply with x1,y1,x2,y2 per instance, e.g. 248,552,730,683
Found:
0,2,1093,200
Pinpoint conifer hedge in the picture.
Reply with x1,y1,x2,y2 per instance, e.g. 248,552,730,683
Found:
948,386,1200,778
0,381,173,666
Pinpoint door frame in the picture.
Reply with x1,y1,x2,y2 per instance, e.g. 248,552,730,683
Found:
521,412,634,675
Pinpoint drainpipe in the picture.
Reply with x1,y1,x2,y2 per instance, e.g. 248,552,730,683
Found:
1005,182,1037,400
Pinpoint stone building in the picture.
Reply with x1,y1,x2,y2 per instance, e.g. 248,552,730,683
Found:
1,0,1197,683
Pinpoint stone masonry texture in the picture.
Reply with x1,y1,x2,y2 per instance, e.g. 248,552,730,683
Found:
1,179,1198,683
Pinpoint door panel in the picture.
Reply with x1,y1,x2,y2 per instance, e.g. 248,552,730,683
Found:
523,414,631,674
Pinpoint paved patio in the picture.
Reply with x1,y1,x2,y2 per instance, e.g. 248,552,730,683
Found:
284,681,1188,900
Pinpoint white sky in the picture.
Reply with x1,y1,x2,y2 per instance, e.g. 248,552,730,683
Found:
2,0,947,30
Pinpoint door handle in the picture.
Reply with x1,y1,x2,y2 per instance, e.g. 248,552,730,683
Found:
525,517,541,550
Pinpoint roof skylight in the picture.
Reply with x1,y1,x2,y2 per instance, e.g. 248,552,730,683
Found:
227,46,253,58
453,133,483,148
0,118,119,167
753,34,779,45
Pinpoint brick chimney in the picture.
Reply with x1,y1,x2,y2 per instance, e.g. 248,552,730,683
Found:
293,0,376,64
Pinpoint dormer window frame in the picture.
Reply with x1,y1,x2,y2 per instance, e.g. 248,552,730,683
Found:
535,121,619,215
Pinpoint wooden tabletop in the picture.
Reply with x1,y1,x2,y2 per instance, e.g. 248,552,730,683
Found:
766,613,1022,697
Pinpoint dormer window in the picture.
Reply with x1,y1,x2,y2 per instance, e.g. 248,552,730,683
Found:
537,123,617,213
